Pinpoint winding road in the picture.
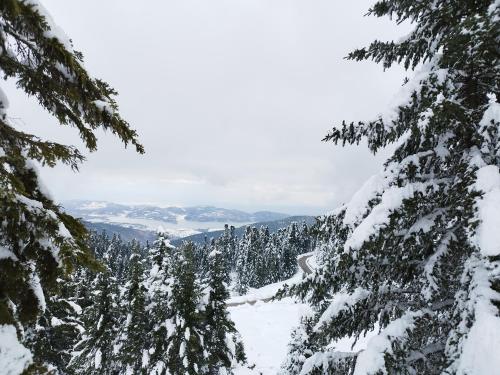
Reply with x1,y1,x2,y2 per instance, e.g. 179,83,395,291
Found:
227,252,315,307
297,252,314,275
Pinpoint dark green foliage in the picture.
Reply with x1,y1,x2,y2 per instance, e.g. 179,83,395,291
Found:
188,220,314,294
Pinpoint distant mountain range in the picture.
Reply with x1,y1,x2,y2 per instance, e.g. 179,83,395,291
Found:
63,200,292,239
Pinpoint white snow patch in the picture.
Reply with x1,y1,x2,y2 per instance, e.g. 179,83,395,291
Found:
456,296,500,374
453,257,500,374
0,324,33,374
28,271,46,313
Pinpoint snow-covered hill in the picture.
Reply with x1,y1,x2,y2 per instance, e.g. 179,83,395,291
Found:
63,200,290,239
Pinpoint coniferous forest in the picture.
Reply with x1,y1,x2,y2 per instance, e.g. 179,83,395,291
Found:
1,1,499,374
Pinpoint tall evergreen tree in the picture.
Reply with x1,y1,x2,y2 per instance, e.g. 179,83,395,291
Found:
0,1,142,370
219,224,237,275
166,242,205,375
204,247,245,375
144,233,175,374
235,227,252,294
117,244,148,374
283,1,500,373
281,223,300,280
70,269,120,374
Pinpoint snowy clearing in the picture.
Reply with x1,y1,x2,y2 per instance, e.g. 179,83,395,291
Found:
230,298,311,374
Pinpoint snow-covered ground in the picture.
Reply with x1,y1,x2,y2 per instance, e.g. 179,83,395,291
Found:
230,298,311,374
228,256,314,374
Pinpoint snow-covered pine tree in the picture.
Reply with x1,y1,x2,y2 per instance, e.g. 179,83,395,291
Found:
166,242,205,375
107,234,130,282
204,246,245,375
194,236,210,278
117,244,148,374
144,233,176,374
254,226,270,286
70,268,120,374
283,1,500,373
298,220,313,254
0,1,142,370
219,224,237,275
263,232,282,285
235,227,252,294
247,227,263,289
278,223,301,280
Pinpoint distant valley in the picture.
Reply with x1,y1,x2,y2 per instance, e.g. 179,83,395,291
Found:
63,200,295,239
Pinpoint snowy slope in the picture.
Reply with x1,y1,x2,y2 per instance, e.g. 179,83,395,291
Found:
228,254,316,374
230,298,311,374
227,251,378,374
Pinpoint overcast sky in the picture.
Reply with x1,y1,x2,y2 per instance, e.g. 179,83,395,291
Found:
6,0,412,215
